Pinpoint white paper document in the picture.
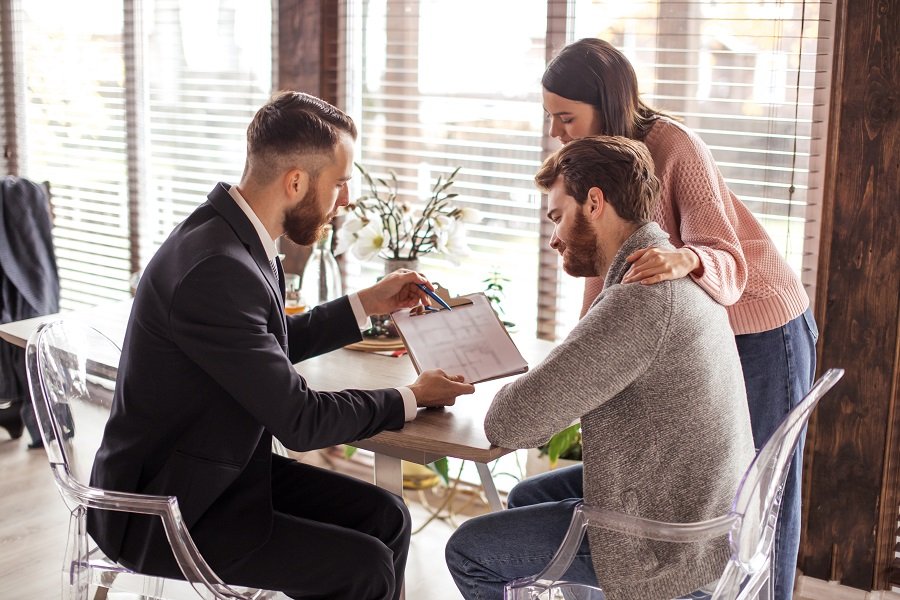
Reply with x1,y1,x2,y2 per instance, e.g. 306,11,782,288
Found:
390,293,528,384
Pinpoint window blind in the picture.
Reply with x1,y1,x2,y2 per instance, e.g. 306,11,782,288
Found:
340,0,833,341
21,0,131,310
13,0,272,310
143,0,272,256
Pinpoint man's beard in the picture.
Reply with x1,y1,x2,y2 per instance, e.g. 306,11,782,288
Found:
561,210,604,278
283,185,330,246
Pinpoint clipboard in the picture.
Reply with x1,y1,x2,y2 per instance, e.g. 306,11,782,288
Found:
390,292,528,384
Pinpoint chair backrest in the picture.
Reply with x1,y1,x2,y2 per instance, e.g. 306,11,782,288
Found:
26,320,121,506
716,367,845,597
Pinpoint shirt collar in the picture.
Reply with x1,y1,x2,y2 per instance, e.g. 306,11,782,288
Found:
227,184,278,263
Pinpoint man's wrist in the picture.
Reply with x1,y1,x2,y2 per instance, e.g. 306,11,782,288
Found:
397,386,417,421
356,288,375,316
348,293,372,330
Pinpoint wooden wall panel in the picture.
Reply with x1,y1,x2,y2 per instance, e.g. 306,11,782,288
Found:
275,0,340,276
800,0,900,590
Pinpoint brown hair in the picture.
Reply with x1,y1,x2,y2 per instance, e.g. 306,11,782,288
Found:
542,38,664,139
534,136,659,223
244,91,357,181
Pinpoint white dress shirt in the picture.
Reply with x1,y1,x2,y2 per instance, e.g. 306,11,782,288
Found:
227,185,417,421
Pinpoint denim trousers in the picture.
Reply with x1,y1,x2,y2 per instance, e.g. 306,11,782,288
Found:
445,464,598,600
735,306,818,600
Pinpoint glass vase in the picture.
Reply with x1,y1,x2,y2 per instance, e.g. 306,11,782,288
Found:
383,257,419,276
300,224,343,307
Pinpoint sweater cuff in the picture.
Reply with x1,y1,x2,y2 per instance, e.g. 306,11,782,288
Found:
686,246,738,306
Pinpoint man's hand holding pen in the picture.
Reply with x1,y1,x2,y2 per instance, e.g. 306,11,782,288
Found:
357,268,443,315
357,268,473,406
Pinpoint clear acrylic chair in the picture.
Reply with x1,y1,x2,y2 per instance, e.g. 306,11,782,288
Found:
26,320,280,599
504,368,845,600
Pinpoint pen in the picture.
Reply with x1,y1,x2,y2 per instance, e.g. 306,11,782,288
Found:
416,283,453,311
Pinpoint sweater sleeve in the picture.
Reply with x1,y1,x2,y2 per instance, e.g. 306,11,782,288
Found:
485,283,669,449
660,127,748,306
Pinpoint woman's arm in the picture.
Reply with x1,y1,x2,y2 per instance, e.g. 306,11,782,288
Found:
622,124,749,306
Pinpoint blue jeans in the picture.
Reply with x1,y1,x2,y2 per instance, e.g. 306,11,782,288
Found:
447,466,716,600
445,465,598,600
735,307,818,600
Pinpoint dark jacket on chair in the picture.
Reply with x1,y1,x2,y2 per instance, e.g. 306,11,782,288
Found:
0,176,59,430
88,183,405,577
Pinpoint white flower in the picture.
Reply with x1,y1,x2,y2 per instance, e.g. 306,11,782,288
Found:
437,221,471,266
457,207,482,224
351,223,389,261
333,214,367,256
433,215,453,231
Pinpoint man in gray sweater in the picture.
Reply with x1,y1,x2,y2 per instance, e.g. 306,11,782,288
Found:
445,136,755,600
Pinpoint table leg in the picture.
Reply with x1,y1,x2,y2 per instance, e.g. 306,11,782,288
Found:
373,453,405,599
475,462,504,512
373,453,404,496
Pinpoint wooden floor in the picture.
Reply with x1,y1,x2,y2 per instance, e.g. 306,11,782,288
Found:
0,432,479,599
0,429,876,600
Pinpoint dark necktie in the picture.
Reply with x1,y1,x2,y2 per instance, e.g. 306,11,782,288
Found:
275,256,285,303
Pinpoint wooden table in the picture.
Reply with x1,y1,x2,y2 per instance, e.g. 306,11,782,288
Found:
0,300,554,511
296,334,554,510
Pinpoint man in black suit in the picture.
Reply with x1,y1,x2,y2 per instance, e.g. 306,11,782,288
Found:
88,91,474,600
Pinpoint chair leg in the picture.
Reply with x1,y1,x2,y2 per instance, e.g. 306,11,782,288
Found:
92,583,109,600
760,572,773,600
64,507,91,600
139,575,166,599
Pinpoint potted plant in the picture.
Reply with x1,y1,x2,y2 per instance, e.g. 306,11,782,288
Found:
483,268,515,329
526,422,582,476
334,163,481,272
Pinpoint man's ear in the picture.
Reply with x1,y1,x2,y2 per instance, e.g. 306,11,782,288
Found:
585,186,606,221
284,168,310,200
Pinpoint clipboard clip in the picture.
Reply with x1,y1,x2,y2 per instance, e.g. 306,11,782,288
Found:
408,295,474,317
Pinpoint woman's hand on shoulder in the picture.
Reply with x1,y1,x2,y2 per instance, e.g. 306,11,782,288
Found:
623,246,702,285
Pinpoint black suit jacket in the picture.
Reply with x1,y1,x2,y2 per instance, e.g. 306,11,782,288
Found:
88,183,405,575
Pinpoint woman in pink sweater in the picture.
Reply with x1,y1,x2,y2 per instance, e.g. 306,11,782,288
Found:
537,38,818,600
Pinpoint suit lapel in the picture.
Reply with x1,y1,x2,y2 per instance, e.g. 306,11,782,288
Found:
207,183,285,316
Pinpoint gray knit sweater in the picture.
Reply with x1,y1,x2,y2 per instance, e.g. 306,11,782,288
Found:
485,222,755,600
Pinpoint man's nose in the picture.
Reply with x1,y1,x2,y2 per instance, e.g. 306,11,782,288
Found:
549,230,561,250
337,183,350,207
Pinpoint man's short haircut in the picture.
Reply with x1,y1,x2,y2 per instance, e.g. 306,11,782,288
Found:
534,136,660,224
245,91,358,182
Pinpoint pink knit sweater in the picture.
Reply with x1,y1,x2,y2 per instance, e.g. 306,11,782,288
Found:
581,118,809,335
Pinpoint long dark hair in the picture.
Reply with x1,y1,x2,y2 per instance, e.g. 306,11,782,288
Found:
542,38,664,139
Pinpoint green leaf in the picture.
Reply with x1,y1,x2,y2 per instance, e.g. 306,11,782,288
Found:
427,457,450,485
343,445,358,459
545,423,581,467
